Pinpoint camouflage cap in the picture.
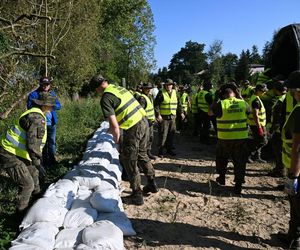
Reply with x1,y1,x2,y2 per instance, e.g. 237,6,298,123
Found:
141,82,153,89
33,92,56,106
165,78,174,85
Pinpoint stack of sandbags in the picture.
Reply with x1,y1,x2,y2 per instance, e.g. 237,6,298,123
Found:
10,121,135,250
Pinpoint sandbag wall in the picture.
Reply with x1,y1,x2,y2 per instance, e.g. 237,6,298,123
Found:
10,121,136,250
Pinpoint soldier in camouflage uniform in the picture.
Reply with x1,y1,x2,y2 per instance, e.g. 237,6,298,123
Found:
0,93,56,213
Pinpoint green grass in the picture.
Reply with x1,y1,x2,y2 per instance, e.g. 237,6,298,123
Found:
0,97,102,249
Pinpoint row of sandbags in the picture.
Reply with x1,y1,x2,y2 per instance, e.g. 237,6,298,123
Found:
10,122,135,250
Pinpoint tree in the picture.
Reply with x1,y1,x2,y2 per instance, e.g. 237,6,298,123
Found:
207,39,223,86
235,50,250,83
222,52,238,83
249,45,262,64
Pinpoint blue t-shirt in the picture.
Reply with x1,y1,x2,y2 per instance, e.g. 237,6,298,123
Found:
45,111,53,126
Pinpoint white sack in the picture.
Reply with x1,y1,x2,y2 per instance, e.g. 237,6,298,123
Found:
97,212,136,236
81,220,123,250
90,189,121,213
54,227,84,249
20,197,68,229
63,207,98,228
11,222,58,250
9,245,44,250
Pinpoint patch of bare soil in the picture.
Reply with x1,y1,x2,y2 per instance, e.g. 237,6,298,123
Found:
122,132,289,250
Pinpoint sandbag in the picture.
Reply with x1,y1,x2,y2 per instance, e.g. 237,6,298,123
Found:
9,245,44,250
81,220,123,250
54,227,84,249
11,222,58,250
20,197,68,229
63,207,98,228
97,212,136,236
90,189,121,213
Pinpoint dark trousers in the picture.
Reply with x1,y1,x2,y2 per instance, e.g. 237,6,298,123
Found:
192,112,200,136
0,147,40,211
249,125,268,158
158,116,176,151
199,110,210,142
288,190,300,241
42,125,56,166
271,132,284,172
216,139,248,184
120,117,155,191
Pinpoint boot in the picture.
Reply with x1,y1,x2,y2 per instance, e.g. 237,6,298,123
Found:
255,157,267,164
234,183,242,195
129,190,144,206
216,175,225,185
143,179,159,194
247,155,254,163
158,147,164,158
147,150,158,160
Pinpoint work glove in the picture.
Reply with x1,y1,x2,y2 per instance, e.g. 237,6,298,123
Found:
258,127,264,137
284,177,298,196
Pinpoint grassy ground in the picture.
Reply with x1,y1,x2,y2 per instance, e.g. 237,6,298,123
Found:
0,97,102,250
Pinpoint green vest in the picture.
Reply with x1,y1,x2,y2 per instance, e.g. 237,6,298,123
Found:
104,84,146,130
247,95,266,127
191,93,198,114
286,91,294,121
180,92,188,112
197,90,209,112
217,98,248,140
159,88,178,115
282,103,300,169
141,93,155,122
0,108,47,161
270,94,286,133
241,85,254,104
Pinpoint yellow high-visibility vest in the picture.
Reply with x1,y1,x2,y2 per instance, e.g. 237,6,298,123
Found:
0,107,47,161
180,92,188,112
197,90,209,113
217,98,248,139
141,93,155,122
282,103,300,169
247,94,266,127
191,93,198,114
104,84,146,130
241,85,254,103
286,91,295,121
159,88,178,115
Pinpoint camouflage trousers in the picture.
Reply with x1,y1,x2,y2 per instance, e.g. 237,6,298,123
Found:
216,139,248,184
0,147,40,211
147,123,154,151
120,117,155,191
157,115,176,151
249,125,268,158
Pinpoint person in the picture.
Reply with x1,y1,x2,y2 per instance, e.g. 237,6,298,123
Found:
191,84,202,136
27,77,61,167
178,84,190,132
281,70,300,249
240,80,254,104
212,83,250,194
197,82,214,144
90,75,158,206
247,84,268,163
267,81,287,177
0,93,56,213
154,78,184,157
136,82,158,160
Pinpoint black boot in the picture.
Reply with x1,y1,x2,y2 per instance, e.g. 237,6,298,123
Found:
143,179,159,194
127,190,144,206
158,147,164,158
234,183,242,195
148,150,158,160
216,175,225,185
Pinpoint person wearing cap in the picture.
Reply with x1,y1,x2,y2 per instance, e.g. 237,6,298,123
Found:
197,82,214,144
280,70,300,249
90,75,158,206
191,84,202,136
212,83,250,194
247,83,268,163
0,93,56,213
240,80,255,104
154,78,184,157
178,84,191,132
136,82,158,161
267,80,287,177
27,77,61,167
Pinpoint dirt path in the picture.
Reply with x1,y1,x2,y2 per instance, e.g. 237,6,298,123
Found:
122,132,289,249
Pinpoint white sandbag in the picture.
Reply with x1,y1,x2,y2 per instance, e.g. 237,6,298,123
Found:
11,222,58,250
90,189,121,213
71,197,92,210
81,157,111,169
54,227,84,249
20,197,68,229
43,179,78,209
63,207,98,228
106,164,122,182
97,212,136,236
77,186,92,199
9,245,44,250
81,220,123,250
73,174,102,190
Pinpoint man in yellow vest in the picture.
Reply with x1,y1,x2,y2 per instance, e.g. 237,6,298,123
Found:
178,84,190,132
280,70,300,249
191,84,202,136
247,84,268,163
0,93,56,213
212,83,250,194
136,82,158,160
90,75,158,206
240,80,254,104
154,78,184,157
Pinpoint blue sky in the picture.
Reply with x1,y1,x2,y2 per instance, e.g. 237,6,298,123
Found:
148,0,300,70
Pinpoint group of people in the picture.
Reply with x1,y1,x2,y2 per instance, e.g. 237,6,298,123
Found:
0,77,61,214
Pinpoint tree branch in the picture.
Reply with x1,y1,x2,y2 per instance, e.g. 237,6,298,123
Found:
0,51,55,60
